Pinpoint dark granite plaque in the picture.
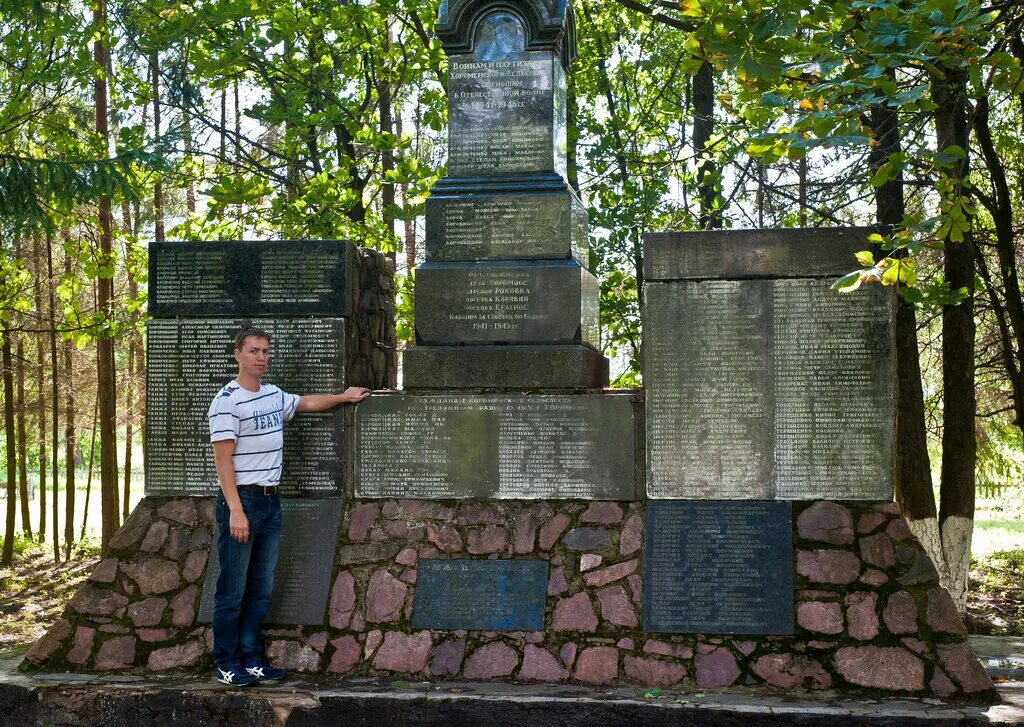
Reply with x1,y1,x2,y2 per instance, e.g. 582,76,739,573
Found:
199,498,343,625
447,12,565,178
643,227,878,281
145,318,347,497
355,393,638,499
403,344,608,389
149,240,354,317
415,260,599,346
644,501,794,635
412,559,548,630
644,279,893,500
425,190,588,263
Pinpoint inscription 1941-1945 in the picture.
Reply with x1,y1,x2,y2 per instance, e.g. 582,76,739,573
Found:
412,559,549,631
199,499,343,625
644,501,794,635
145,318,347,497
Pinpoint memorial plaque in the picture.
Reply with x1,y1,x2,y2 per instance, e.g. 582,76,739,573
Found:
355,393,638,500
415,260,599,346
412,559,548,630
644,279,893,500
426,190,588,263
643,228,878,281
644,501,794,635
403,344,609,389
447,12,565,178
149,240,354,317
199,499,343,625
145,318,347,497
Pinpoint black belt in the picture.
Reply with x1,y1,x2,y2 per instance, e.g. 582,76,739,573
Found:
239,485,278,496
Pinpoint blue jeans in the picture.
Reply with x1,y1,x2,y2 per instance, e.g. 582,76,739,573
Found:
212,488,281,667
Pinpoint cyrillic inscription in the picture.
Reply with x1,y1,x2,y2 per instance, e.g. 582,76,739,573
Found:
412,560,548,630
644,501,794,634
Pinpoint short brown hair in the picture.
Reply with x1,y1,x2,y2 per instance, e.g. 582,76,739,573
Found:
234,325,271,351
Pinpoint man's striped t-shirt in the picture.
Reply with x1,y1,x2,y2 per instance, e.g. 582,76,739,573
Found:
208,381,299,486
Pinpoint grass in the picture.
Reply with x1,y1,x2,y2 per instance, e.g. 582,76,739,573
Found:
968,549,1024,636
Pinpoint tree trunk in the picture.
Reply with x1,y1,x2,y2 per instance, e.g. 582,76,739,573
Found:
693,61,721,229
46,230,60,564
80,396,99,541
2,335,16,565
182,43,197,215
933,68,976,612
95,0,120,550
151,50,165,242
64,287,75,557
16,335,31,538
123,327,135,521
33,233,47,542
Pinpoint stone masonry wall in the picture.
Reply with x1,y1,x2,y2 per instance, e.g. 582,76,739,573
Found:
22,498,994,700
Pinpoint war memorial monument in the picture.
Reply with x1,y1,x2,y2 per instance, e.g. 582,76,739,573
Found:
23,0,994,702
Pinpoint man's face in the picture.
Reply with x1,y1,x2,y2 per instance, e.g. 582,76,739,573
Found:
235,335,270,379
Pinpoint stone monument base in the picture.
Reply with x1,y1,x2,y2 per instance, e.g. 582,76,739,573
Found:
403,345,609,389
23,498,995,701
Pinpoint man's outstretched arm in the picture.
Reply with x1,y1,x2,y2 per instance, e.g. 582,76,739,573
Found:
296,386,371,413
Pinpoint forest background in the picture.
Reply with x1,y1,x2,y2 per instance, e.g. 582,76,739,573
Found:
0,0,1022,647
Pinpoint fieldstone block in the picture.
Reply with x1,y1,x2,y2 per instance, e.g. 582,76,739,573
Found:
464,642,519,679
67,626,96,666
926,587,967,635
466,525,508,554
752,653,832,689
695,647,740,688
797,502,854,544
182,550,208,583
147,639,204,670
164,529,191,560
396,547,418,566
267,640,320,672
797,601,843,634
107,505,153,551
597,586,638,627
372,631,432,673
857,512,887,534
552,592,598,632
199,499,216,524
348,502,381,542
128,597,167,627
430,638,466,676
329,571,356,629
399,500,456,520
538,513,571,550
171,584,200,627
329,635,361,674
158,499,198,525
338,543,401,565
580,554,602,572
886,517,913,541
643,640,674,657
563,527,611,550
930,668,957,697
547,567,568,596
457,503,505,525
25,618,72,664
121,559,182,595
519,645,569,681
845,592,879,641
427,523,464,553
581,502,623,525
137,628,176,642
574,646,618,684
620,514,642,556
882,591,918,635
797,550,861,584
859,532,896,569
190,525,212,549
936,642,992,693
898,548,940,586
583,559,638,588
859,569,888,586
88,558,119,584
559,642,577,669
94,636,136,671
512,511,539,554
69,586,129,616
623,656,686,686
834,646,924,691
366,570,408,623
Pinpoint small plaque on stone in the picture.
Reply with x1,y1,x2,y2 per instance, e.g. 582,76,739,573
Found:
199,499,343,625
644,279,893,500
414,260,599,346
145,318,347,497
148,240,353,317
644,501,794,635
425,191,588,263
403,344,609,390
355,393,638,500
643,227,877,281
411,559,548,630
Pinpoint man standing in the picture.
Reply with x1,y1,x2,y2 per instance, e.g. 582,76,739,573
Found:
208,325,369,686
